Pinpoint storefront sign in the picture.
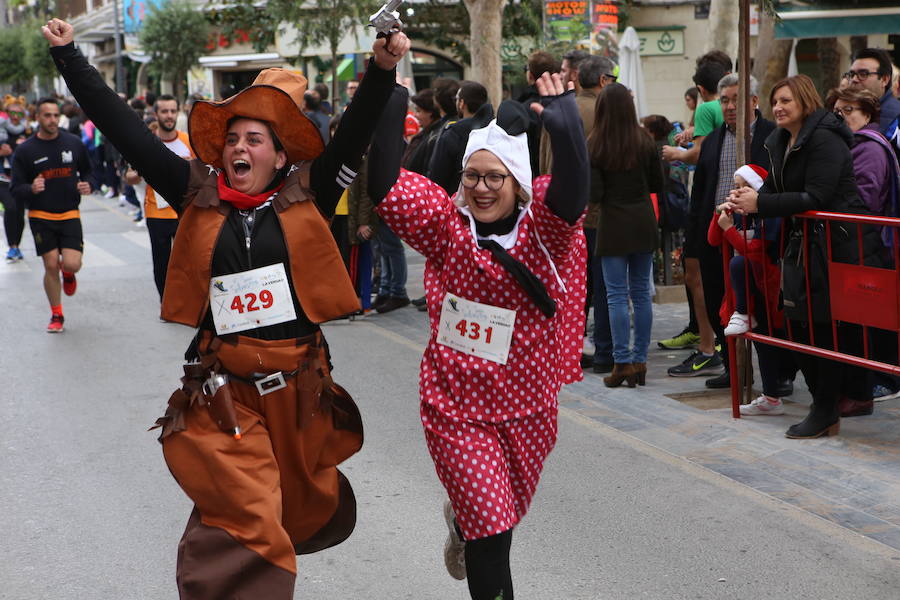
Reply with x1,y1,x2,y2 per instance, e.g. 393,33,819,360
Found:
750,4,760,36
636,29,685,56
592,2,618,57
544,0,619,53
123,0,164,34
544,1,591,44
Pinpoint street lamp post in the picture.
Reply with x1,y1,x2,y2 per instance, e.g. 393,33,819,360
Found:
112,0,126,94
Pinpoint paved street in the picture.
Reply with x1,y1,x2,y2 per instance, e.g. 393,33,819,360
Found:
2,194,900,599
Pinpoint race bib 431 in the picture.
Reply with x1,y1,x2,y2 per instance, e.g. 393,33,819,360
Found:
437,293,516,364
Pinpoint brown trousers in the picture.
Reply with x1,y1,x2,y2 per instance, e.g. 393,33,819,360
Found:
160,332,363,599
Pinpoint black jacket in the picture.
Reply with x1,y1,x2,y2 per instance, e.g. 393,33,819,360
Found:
427,102,495,194
686,112,776,258
758,109,864,217
516,85,542,178
401,118,442,176
590,141,665,256
757,108,880,266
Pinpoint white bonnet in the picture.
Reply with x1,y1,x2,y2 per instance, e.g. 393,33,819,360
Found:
454,101,534,207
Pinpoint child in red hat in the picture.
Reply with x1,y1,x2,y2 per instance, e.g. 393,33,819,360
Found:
708,163,782,334
709,164,786,415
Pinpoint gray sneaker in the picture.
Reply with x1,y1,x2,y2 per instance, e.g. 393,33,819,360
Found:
443,500,467,580
667,350,724,377
740,395,786,416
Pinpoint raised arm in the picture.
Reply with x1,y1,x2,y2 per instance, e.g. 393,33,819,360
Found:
531,73,588,225
310,33,410,217
43,19,189,207
367,84,410,204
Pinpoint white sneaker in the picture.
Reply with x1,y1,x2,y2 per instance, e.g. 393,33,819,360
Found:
740,395,785,416
118,194,127,206
724,312,756,336
442,500,466,580
103,189,116,199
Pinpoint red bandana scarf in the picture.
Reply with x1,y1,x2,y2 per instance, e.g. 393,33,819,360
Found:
217,172,284,210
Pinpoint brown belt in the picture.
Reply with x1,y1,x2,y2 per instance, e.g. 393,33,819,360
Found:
151,333,335,440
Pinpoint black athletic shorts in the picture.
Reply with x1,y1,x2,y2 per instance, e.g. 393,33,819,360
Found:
29,217,84,256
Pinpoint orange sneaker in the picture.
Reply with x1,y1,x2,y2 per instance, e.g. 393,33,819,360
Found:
47,314,65,333
62,271,77,296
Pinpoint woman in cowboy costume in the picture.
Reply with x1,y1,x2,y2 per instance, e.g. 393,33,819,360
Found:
42,18,409,598
368,73,588,600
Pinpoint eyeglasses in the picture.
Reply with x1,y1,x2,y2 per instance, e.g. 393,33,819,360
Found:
833,105,862,117
843,69,881,81
602,73,617,82
7,110,24,117
460,170,510,191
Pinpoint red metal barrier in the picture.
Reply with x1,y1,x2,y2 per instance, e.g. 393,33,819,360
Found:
719,210,900,418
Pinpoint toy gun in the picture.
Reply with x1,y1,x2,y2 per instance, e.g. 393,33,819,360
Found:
202,372,242,440
369,0,403,35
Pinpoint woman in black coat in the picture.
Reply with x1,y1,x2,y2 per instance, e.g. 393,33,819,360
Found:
730,75,874,439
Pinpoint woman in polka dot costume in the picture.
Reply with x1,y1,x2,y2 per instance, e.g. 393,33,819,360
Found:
369,73,588,599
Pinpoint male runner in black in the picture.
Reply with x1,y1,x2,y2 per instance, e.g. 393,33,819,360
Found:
10,97,93,332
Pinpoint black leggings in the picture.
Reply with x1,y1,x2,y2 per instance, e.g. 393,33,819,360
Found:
466,529,513,600
146,218,178,299
0,182,24,247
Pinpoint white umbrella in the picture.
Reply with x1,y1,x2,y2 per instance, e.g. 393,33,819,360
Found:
618,26,647,118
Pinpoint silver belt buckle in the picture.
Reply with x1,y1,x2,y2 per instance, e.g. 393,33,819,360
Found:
255,371,286,396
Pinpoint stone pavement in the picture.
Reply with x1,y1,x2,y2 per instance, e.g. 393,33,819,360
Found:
368,248,900,554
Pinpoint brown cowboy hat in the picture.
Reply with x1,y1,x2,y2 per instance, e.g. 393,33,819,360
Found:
188,68,324,169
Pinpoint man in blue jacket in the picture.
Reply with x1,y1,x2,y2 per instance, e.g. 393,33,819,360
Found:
847,48,900,136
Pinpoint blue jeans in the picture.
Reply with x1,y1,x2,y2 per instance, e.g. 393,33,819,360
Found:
374,222,408,298
729,254,758,315
584,229,613,365
601,252,653,364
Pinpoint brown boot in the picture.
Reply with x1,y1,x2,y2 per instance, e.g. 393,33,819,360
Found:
631,362,647,386
838,396,874,417
604,363,637,388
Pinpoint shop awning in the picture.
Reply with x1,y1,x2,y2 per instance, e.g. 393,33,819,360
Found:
775,3,900,39
325,57,355,82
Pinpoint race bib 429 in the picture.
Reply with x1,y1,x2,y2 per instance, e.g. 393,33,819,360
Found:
209,263,297,334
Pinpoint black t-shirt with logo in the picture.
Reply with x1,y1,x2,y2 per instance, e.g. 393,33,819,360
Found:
10,129,93,214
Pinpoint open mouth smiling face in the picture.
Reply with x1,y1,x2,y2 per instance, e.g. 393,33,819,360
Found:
222,118,287,195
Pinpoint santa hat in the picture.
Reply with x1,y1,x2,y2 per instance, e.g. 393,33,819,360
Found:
734,164,768,191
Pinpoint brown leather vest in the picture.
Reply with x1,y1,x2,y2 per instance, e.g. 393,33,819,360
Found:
161,160,360,326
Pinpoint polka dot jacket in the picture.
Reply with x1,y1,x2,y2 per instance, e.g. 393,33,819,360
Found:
376,168,586,423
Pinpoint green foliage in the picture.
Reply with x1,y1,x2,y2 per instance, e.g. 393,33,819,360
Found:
267,0,373,56
205,3,279,54
0,20,56,89
0,26,26,85
407,0,594,67
140,0,211,99
405,0,470,62
207,0,373,102
23,21,58,83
